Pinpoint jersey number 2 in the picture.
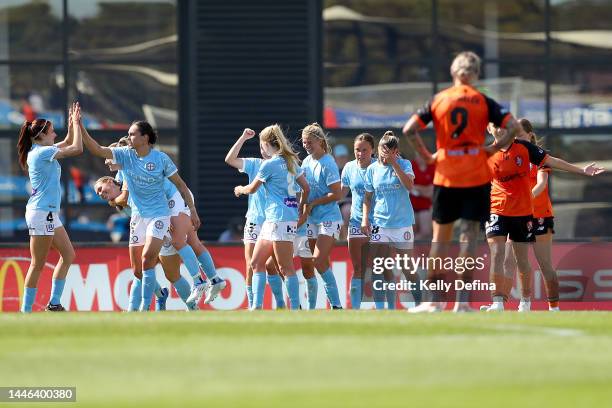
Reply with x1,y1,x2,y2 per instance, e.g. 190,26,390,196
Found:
451,107,468,139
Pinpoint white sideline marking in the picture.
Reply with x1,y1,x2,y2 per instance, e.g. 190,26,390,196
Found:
487,324,584,337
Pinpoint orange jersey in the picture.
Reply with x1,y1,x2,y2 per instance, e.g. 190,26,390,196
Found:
530,164,554,218
412,84,512,188
488,140,548,217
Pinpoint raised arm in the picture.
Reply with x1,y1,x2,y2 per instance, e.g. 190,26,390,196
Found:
234,179,263,196
54,102,83,160
483,117,519,155
81,119,114,159
55,103,75,149
543,156,605,176
225,128,256,169
403,116,434,164
168,172,201,230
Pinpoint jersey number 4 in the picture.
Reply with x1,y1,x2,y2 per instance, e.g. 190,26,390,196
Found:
451,107,468,139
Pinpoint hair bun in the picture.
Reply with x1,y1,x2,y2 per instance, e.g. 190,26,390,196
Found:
383,130,395,137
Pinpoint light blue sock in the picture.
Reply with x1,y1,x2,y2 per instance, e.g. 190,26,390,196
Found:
154,281,164,298
177,246,202,281
171,276,191,305
350,278,362,310
286,275,300,310
252,271,266,309
267,274,285,308
197,250,219,280
21,287,37,313
128,277,142,312
306,277,318,309
372,274,385,309
320,269,341,308
246,285,253,309
140,269,156,311
386,288,396,310
49,279,65,305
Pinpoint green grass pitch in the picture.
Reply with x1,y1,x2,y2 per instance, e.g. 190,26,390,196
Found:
1,311,612,407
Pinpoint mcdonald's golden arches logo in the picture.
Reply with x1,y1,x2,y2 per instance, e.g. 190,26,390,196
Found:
0,259,25,312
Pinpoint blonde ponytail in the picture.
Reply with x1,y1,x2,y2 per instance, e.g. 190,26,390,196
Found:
259,124,300,175
302,122,331,154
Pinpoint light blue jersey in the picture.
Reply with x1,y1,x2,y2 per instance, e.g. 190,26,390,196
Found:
117,170,177,202
240,158,266,225
364,159,415,228
111,147,177,218
301,153,342,224
255,155,302,222
26,144,61,212
341,158,375,226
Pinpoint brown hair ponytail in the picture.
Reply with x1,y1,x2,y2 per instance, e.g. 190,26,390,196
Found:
17,119,51,170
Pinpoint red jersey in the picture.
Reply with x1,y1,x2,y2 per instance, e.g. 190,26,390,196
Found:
530,163,554,218
409,159,435,211
488,140,548,217
411,84,512,188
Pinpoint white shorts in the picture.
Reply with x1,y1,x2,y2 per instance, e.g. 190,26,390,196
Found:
168,191,190,218
243,221,262,244
369,225,414,250
293,235,313,258
25,209,63,236
348,222,368,240
260,220,297,242
129,214,171,246
306,221,342,240
159,236,178,257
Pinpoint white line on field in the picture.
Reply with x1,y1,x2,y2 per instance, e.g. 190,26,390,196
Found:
486,324,584,337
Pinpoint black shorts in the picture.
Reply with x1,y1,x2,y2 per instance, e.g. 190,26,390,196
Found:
485,214,535,242
533,216,555,236
432,183,491,224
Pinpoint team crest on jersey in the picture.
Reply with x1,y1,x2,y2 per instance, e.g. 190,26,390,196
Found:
131,235,139,243
526,220,533,231
168,200,175,209
155,220,164,229
145,162,156,171
515,156,523,167
403,230,412,241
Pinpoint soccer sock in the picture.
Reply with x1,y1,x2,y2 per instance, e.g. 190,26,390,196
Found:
267,274,285,309
386,287,396,310
128,277,142,312
154,281,164,298
286,275,300,310
246,285,254,309
177,246,203,283
140,269,157,311
173,276,191,304
21,287,37,313
49,278,65,305
197,250,219,281
320,269,341,308
306,277,318,309
350,278,362,310
372,274,385,309
252,271,266,309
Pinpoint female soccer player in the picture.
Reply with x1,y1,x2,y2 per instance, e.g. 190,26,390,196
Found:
361,131,416,309
82,120,199,311
225,128,272,308
301,123,343,309
340,133,376,309
402,51,519,312
17,102,83,312
234,124,310,310
482,123,604,311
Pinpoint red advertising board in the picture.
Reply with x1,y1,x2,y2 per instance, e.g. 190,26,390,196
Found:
1,243,612,311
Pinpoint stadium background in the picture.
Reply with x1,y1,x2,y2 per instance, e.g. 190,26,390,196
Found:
0,0,610,243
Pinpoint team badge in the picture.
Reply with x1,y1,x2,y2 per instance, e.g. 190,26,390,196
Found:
403,230,412,241
515,156,523,167
168,200,175,209
145,162,156,171
155,220,164,229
